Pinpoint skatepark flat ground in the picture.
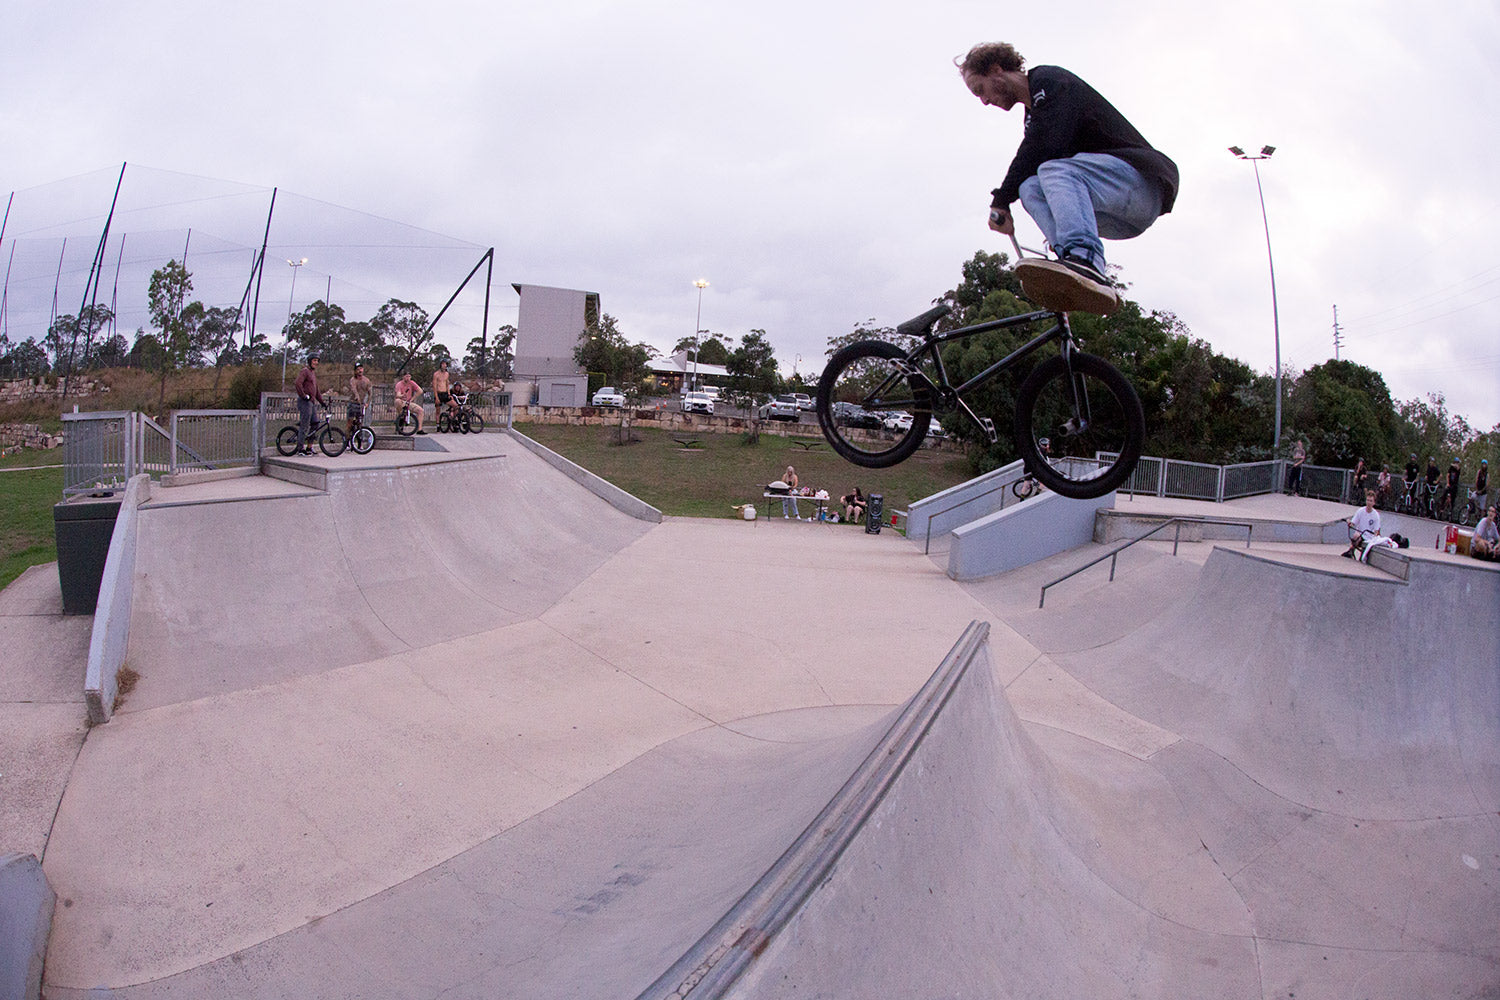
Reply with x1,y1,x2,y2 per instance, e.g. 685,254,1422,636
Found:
3,429,1495,998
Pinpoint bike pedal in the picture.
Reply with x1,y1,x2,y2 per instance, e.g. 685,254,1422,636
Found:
977,417,997,443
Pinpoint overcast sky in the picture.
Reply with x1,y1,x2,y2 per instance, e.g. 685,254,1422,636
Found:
3,0,1496,435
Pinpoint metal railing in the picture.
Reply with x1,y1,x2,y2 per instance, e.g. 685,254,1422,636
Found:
1102,453,1352,504
258,389,513,449
62,409,261,494
1038,516,1253,608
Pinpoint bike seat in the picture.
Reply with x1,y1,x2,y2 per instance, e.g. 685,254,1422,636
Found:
895,304,952,338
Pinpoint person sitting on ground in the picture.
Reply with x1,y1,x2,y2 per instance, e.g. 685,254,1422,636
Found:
1473,505,1499,561
1343,490,1381,559
394,371,426,434
842,486,867,523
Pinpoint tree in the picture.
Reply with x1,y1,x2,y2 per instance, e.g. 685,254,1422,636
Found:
672,333,732,367
147,259,194,409
283,300,346,358
0,337,50,378
93,331,130,368
464,325,515,381
370,299,432,373
1285,360,1398,467
573,313,653,397
724,329,780,441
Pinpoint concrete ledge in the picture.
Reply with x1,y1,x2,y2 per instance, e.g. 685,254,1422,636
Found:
159,465,258,488
905,460,1023,546
947,489,1114,581
0,853,55,1000
506,428,662,523
259,458,329,492
1096,508,1346,545
84,473,149,724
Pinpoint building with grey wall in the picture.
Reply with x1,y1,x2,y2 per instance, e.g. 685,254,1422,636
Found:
511,284,600,406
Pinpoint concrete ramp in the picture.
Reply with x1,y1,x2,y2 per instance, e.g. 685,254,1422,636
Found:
1055,547,1500,819
124,447,653,710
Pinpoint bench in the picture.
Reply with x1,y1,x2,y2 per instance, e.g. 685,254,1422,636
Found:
672,438,702,449
789,440,822,452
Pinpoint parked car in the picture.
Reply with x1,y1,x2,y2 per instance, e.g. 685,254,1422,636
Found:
681,391,715,415
592,386,625,407
831,401,881,429
883,411,914,432
791,393,813,411
757,394,800,421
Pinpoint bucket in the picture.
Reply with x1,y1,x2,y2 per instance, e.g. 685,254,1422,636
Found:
743,505,756,521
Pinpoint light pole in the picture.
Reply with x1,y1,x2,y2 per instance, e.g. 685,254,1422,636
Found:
1228,145,1282,454
692,278,709,390
281,256,307,390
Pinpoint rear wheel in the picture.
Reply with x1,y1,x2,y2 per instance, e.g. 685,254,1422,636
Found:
815,340,931,468
1014,352,1143,499
351,426,376,455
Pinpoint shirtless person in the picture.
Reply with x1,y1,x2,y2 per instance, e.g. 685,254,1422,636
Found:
432,360,452,424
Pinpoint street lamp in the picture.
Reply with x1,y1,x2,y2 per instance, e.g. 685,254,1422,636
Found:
1228,145,1282,454
692,278,709,390
281,257,308,390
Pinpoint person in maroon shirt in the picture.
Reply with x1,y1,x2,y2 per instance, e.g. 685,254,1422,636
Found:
293,353,326,456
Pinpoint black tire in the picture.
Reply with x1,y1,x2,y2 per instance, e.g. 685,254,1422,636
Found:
437,412,452,433
1011,477,1038,500
1014,352,1144,500
351,426,376,455
276,426,301,457
466,411,483,434
396,408,417,436
815,340,931,468
319,426,347,457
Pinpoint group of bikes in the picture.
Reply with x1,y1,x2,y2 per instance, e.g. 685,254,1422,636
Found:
275,399,485,458
1380,477,1488,526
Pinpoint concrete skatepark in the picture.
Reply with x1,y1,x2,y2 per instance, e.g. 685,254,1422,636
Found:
3,428,1496,998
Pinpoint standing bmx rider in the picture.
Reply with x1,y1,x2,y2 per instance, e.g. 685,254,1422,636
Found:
293,353,325,456
959,42,1179,314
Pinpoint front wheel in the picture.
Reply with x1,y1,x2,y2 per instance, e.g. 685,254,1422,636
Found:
319,426,347,457
351,426,376,455
465,411,483,434
396,408,417,436
1014,352,1143,500
276,426,301,456
816,340,931,468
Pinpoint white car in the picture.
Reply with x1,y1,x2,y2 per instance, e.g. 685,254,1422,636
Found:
757,395,799,421
792,393,813,411
681,391,714,415
883,411,914,432
592,386,625,407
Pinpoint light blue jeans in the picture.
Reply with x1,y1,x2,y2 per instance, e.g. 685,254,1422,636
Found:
1018,152,1163,272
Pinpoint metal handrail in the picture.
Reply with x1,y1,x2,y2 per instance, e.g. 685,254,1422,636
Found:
1038,516,1253,608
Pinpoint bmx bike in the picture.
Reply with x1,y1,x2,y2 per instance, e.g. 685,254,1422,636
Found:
276,406,346,457
814,301,1144,500
394,400,421,437
340,404,377,456
437,400,484,434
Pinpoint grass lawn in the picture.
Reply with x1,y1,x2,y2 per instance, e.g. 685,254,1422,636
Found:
517,421,976,521
0,450,65,590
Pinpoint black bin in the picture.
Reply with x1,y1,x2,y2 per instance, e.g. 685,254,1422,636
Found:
865,493,883,534
53,493,123,615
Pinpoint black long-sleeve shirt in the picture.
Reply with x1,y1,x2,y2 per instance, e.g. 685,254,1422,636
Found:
992,65,1179,215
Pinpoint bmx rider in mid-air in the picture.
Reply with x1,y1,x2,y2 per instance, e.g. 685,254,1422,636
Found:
959,41,1179,315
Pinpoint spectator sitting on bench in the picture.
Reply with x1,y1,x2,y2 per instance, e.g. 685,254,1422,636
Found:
842,486,866,523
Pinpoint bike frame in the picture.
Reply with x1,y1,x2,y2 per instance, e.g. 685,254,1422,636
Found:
867,307,1076,444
